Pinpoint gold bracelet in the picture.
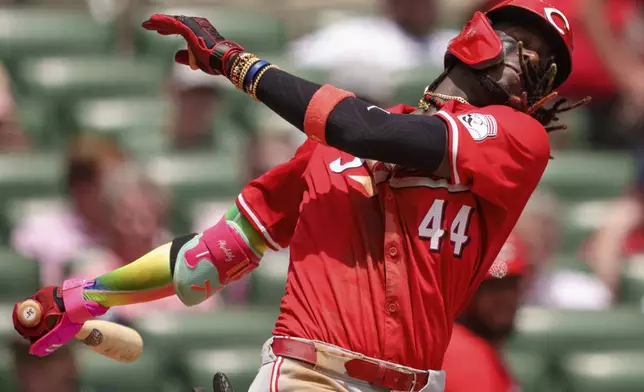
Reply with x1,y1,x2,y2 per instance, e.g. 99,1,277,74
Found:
229,53,252,88
250,64,279,101
236,56,260,91
233,55,255,90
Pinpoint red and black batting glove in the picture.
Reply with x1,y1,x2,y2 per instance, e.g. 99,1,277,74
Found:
13,286,65,343
142,15,244,76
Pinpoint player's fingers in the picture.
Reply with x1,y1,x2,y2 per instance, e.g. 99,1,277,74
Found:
188,49,200,70
174,50,190,66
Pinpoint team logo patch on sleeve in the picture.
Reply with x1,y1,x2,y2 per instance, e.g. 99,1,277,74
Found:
457,113,498,141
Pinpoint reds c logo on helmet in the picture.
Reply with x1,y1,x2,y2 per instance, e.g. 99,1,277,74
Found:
447,0,574,89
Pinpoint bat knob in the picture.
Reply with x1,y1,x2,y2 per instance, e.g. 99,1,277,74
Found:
17,299,42,328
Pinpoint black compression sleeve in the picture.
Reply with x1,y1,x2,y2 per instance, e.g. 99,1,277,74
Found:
255,68,319,130
325,99,447,171
255,68,447,172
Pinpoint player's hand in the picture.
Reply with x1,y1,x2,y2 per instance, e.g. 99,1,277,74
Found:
13,286,81,356
13,284,108,357
142,14,244,76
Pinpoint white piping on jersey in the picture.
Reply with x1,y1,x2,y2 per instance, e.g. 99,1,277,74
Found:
237,194,281,250
389,176,470,193
435,110,461,185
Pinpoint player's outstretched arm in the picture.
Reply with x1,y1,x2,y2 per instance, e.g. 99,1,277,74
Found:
141,15,450,176
83,204,268,308
12,204,269,356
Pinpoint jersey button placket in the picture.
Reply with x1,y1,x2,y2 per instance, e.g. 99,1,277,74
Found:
383,185,403,360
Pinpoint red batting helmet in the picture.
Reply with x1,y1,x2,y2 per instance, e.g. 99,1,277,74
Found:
446,0,573,89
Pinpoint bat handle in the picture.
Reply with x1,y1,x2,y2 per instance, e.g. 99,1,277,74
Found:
17,299,43,328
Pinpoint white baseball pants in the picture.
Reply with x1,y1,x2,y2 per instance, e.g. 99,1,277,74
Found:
247,337,446,392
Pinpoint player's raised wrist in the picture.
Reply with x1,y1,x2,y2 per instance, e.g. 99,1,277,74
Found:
226,52,279,100
61,279,108,323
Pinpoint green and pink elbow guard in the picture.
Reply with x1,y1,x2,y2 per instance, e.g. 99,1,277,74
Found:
172,216,263,306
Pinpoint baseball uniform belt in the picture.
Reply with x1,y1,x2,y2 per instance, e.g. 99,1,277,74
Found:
271,337,429,391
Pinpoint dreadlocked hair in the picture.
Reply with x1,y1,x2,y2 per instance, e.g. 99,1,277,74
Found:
477,41,591,132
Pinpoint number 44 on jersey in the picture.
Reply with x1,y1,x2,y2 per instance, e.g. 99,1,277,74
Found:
418,199,473,258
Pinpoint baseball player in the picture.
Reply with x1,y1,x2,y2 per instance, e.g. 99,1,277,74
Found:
12,1,589,391
442,234,530,392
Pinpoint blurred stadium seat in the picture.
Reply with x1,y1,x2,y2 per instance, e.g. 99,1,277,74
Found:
0,153,62,201
559,350,644,392
540,151,633,202
619,257,644,308
73,97,170,135
508,307,644,356
181,348,260,392
505,350,553,392
0,248,40,302
132,307,278,352
144,152,242,200
15,98,58,147
0,347,18,391
0,9,113,70
17,56,165,100
16,55,166,139
76,347,168,392
0,303,16,345
73,96,171,153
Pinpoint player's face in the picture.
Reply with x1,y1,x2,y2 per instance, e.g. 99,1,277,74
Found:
484,23,555,97
465,276,523,342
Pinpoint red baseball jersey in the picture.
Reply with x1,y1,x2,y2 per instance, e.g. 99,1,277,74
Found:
237,100,549,370
443,324,519,392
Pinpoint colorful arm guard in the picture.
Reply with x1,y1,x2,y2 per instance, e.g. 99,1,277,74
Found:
82,204,266,308
173,216,261,306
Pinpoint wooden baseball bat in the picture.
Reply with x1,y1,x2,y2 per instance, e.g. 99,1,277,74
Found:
16,299,143,363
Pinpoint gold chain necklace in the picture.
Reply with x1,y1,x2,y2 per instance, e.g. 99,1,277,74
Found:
418,86,469,111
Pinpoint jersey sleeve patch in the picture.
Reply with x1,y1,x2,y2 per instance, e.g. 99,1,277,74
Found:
457,113,498,142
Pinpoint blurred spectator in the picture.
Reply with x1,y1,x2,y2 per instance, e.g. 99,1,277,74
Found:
442,235,528,392
73,163,172,268
11,133,126,285
11,338,79,392
288,0,457,71
246,106,306,180
67,164,221,320
168,64,230,150
580,0,644,147
516,189,611,309
582,154,644,296
0,63,30,151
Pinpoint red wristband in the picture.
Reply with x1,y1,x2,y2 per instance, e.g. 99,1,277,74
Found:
304,85,355,144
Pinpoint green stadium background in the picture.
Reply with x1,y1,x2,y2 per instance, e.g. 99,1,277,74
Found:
0,1,643,391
